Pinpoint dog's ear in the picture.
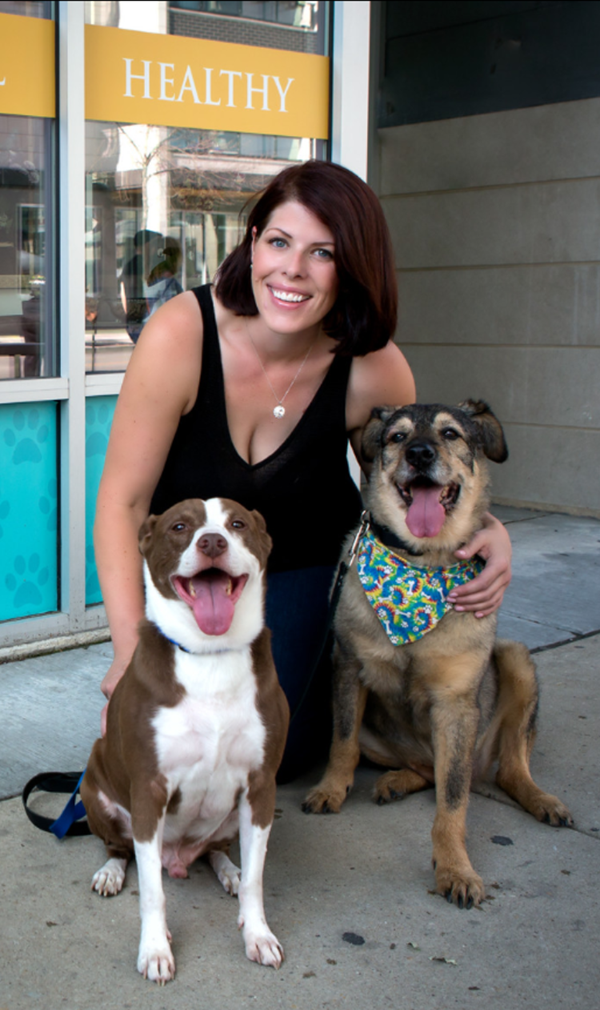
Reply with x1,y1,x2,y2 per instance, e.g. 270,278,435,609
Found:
250,509,268,536
361,406,398,462
138,514,158,556
458,400,508,463
250,509,273,564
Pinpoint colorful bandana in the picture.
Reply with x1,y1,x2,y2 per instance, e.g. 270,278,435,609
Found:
356,528,484,646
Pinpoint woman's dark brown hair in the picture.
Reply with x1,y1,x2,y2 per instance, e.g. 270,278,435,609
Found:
215,160,397,355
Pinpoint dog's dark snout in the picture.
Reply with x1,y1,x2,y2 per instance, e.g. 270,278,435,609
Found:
198,533,228,558
405,441,436,469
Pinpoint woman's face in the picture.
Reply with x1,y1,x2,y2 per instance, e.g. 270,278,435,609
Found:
251,200,339,335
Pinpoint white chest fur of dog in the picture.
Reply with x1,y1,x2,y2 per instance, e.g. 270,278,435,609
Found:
152,649,265,861
81,498,289,984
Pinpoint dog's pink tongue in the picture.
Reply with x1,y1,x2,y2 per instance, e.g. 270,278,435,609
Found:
406,485,446,538
190,570,234,636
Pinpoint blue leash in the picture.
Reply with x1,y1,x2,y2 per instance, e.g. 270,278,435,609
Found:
22,769,90,838
50,770,87,839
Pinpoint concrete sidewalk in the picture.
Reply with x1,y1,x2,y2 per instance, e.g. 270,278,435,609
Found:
1,507,599,1009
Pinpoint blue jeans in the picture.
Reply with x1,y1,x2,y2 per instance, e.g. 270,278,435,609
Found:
265,565,336,782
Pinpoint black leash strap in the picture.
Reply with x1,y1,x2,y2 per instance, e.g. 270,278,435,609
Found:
22,771,91,838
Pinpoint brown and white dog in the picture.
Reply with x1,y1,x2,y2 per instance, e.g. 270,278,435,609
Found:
81,498,289,984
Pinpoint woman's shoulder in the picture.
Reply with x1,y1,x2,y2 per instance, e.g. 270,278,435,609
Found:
121,289,204,415
346,340,416,432
140,286,202,332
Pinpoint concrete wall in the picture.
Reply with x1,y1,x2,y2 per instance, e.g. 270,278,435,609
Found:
378,98,600,516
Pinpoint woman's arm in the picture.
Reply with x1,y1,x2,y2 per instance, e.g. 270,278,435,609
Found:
450,512,512,618
94,291,203,711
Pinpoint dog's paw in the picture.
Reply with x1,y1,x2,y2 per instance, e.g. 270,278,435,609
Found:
137,944,176,984
532,794,574,828
243,927,284,969
208,850,241,895
435,865,485,910
373,769,429,805
302,785,346,815
91,857,127,896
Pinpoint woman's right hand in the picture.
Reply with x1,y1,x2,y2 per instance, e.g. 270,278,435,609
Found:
100,657,127,701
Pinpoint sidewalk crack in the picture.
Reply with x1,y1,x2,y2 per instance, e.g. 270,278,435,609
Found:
530,629,600,655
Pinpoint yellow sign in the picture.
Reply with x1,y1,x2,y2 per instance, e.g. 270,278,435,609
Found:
85,24,329,139
0,13,55,118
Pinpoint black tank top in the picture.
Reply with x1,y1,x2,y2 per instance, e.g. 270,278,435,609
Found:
150,285,363,571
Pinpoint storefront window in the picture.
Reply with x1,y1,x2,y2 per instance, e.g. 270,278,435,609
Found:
169,1,324,40
0,1,58,625
0,1,49,14
0,1,56,380
84,0,329,373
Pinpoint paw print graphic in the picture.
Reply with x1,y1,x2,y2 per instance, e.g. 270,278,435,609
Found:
39,478,58,532
86,400,115,459
3,408,50,465
0,499,9,539
5,553,50,610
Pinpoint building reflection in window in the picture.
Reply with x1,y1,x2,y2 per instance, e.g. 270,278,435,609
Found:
0,117,55,380
0,1,55,381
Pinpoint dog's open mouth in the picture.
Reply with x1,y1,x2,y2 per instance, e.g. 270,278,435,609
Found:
172,570,249,636
396,478,460,538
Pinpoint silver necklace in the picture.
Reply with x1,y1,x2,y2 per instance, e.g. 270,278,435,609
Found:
246,326,317,419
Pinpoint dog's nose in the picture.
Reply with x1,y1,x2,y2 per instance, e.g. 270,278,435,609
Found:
197,533,228,558
405,441,436,468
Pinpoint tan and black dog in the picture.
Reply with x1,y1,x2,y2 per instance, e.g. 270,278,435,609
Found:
303,400,572,908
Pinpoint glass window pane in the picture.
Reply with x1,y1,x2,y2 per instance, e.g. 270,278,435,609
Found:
87,1,328,54
85,395,117,605
0,115,56,380
0,2,56,380
0,400,59,620
0,2,51,16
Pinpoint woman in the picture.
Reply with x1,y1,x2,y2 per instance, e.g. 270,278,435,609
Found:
95,160,511,780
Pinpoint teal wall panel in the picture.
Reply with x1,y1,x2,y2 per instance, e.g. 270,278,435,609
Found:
85,396,117,606
0,403,58,621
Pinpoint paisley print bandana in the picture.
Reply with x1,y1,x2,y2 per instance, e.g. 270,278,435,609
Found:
356,527,484,646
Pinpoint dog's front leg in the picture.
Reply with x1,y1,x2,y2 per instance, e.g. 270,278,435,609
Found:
237,782,283,969
429,692,485,909
132,787,175,984
303,646,368,814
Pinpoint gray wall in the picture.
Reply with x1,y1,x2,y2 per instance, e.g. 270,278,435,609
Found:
378,97,600,516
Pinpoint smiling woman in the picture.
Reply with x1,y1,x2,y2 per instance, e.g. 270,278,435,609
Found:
94,159,512,781
216,159,398,355
249,202,339,340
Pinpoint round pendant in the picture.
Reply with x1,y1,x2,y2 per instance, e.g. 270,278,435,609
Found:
273,405,286,419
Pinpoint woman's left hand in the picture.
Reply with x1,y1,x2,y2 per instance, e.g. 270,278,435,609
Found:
449,512,512,618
